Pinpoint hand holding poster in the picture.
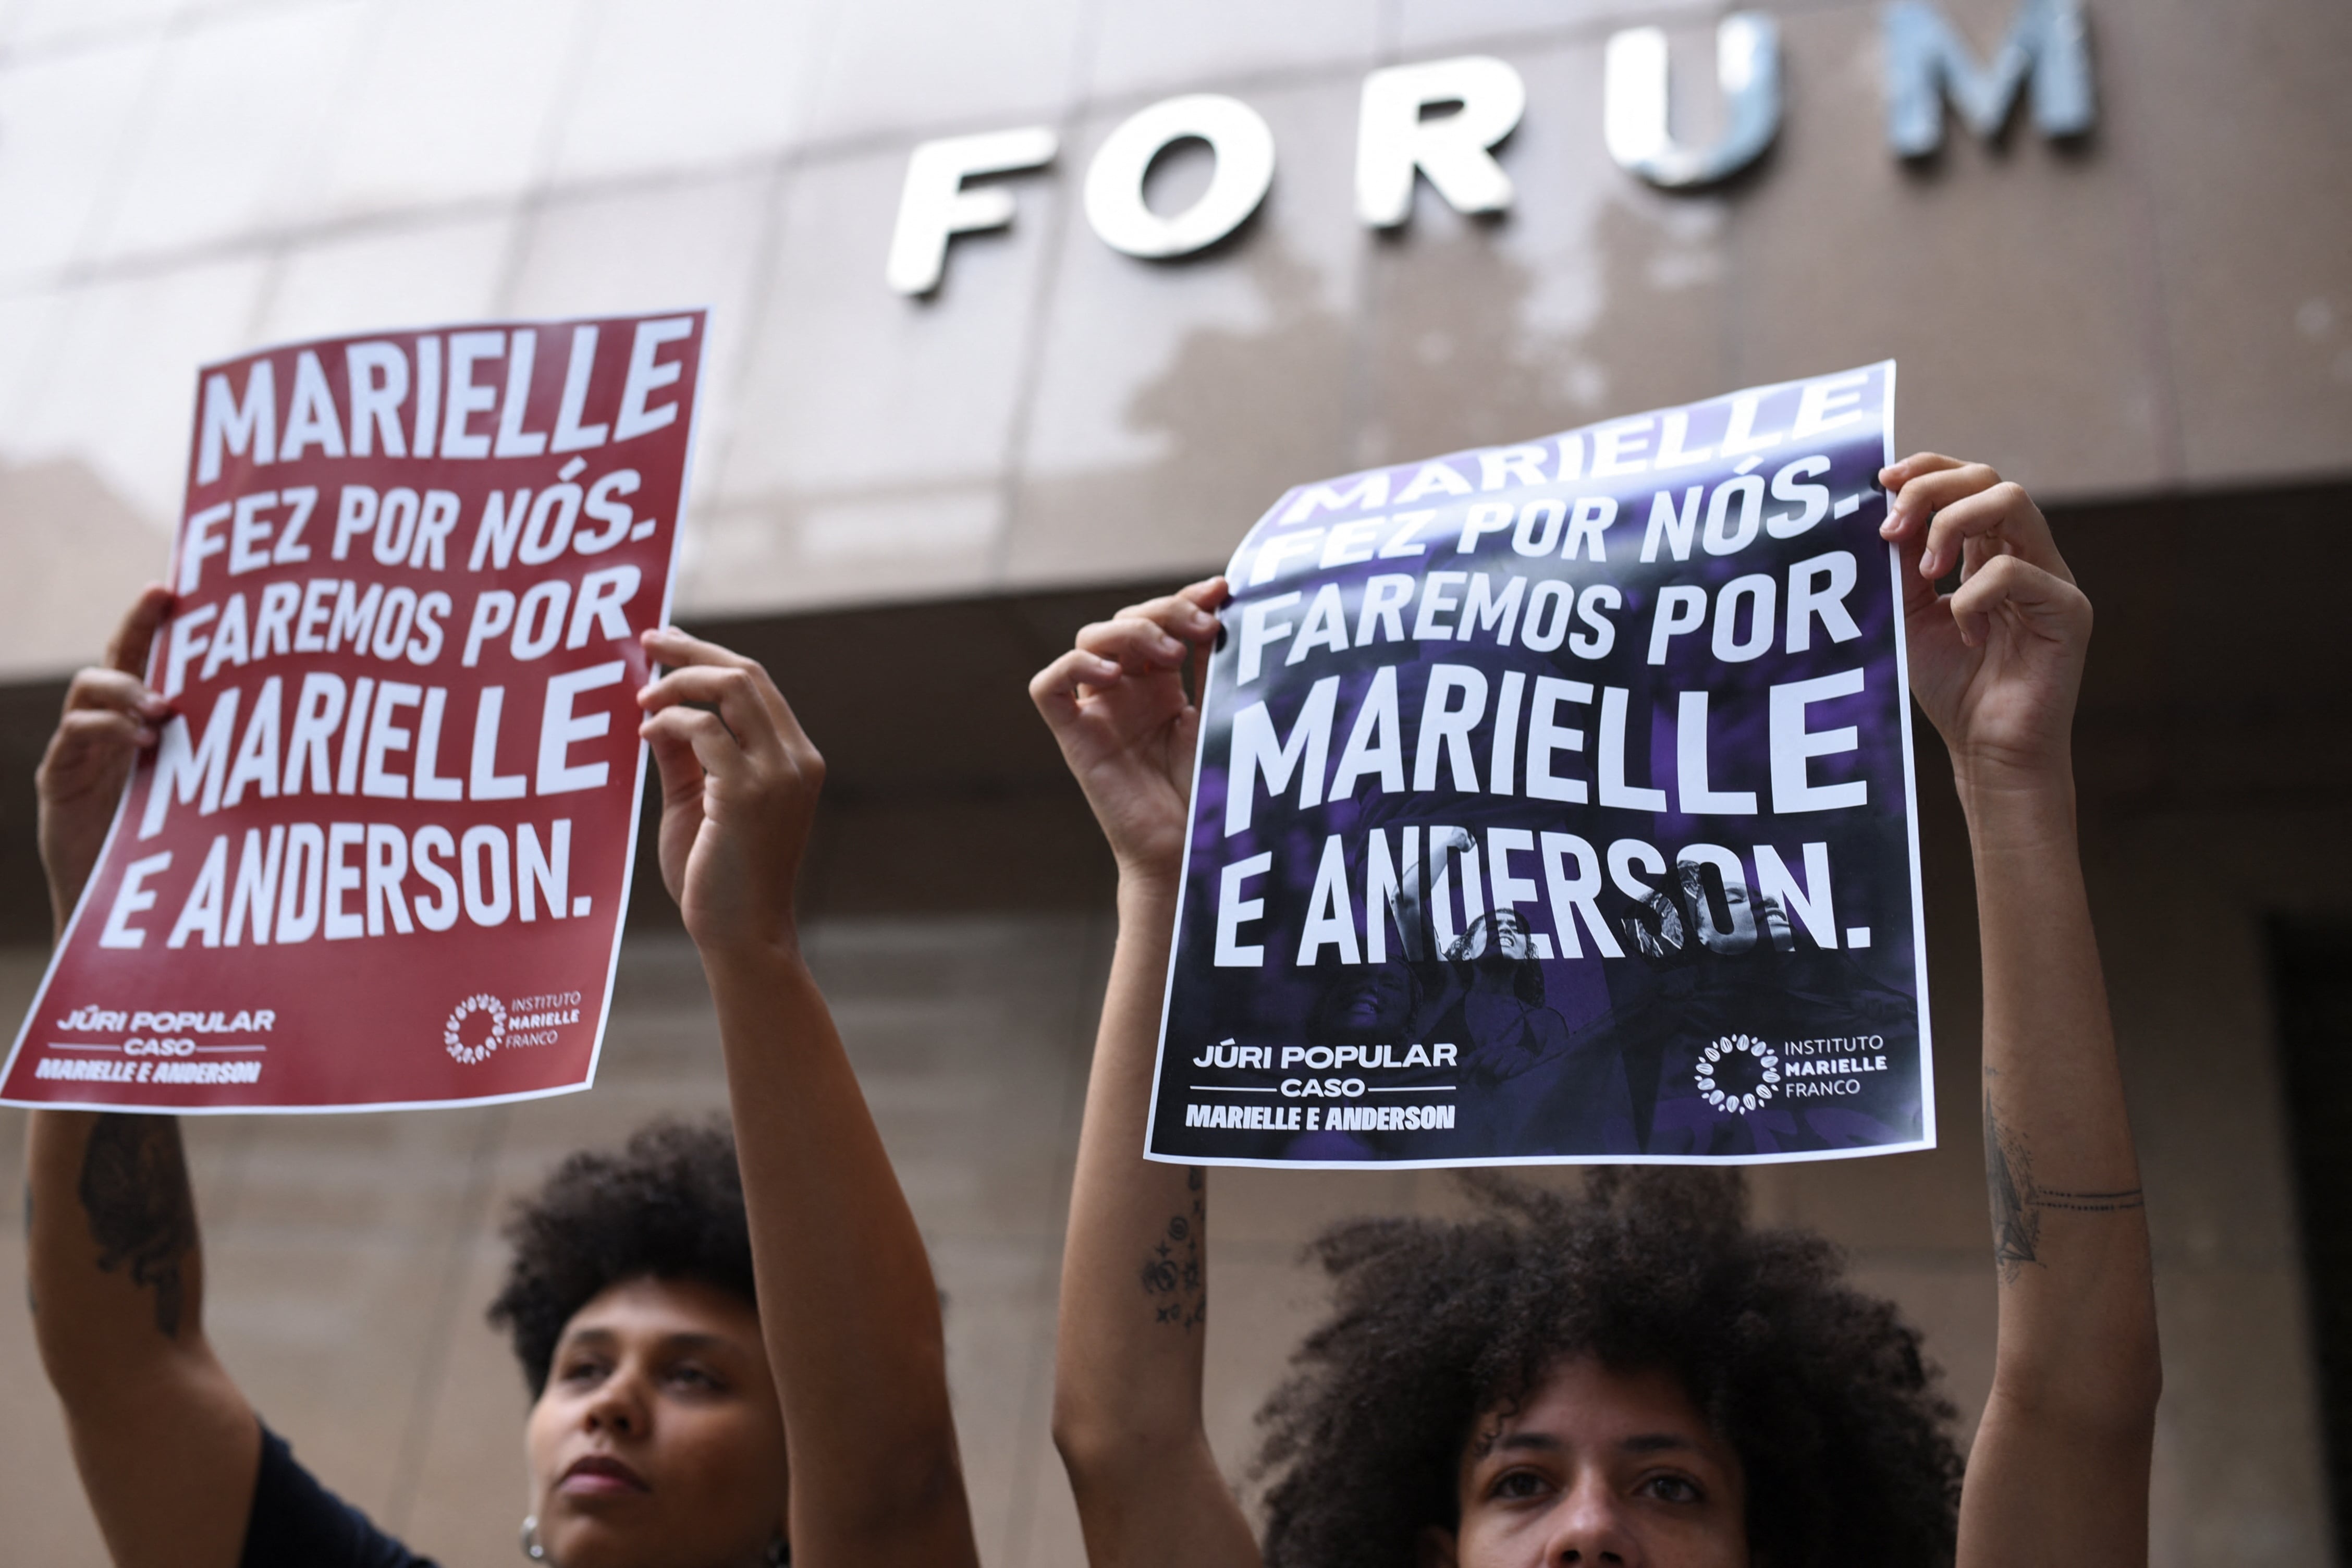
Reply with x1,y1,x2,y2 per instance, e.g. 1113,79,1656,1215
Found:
1151,363,1931,1167
3,312,705,1112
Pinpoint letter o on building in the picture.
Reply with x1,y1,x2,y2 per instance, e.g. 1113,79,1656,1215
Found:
1084,94,1276,259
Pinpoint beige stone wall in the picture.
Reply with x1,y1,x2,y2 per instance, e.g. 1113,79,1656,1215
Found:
0,0,2345,678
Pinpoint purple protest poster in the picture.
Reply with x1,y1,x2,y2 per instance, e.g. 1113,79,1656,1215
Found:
1150,363,1930,1168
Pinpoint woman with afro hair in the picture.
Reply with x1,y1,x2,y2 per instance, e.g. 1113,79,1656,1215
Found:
1032,454,2159,1567
27,616,975,1568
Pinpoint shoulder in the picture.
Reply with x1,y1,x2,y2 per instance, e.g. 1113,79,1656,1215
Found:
241,1426,443,1568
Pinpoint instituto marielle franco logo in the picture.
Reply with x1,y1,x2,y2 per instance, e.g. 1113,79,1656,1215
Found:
444,994,507,1065
444,991,583,1066
886,0,2098,295
1700,1033,1902,1110
1698,1034,1783,1114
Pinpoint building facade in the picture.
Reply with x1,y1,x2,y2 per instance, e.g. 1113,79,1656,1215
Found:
0,0,2346,1562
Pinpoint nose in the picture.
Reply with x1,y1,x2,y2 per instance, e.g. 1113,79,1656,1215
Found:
582,1365,652,1438
1544,1475,1638,1565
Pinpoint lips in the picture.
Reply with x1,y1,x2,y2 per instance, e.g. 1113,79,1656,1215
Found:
559,1454,650,1496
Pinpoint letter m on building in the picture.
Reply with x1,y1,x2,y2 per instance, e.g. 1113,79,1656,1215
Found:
1882,0,2094,158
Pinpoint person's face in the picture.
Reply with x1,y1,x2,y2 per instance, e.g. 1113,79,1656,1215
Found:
1488,913,1533,961
525,1276,789,1568
1425,1357,1749,1568
1336,967,1415,1031
1683,875,1759,955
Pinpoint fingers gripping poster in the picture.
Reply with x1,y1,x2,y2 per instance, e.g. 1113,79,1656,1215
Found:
1151,363,1932,1168
2,312,706,1112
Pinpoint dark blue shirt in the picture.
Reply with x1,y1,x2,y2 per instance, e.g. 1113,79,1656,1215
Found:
240,1425,437,1568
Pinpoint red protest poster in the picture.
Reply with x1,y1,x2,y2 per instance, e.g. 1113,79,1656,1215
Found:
2,311,706,1112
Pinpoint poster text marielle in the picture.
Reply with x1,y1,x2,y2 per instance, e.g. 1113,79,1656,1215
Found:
2,311,705,1113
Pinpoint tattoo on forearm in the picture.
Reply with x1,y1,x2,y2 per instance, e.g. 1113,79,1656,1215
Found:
1140,1166,1207,1330
2037,1187,2146,1213
1985,1098,2039,1282
77,1114,197,1337
1984,1094,2145,1285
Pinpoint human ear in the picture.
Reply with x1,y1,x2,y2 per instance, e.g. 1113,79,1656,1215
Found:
1416,1524,1460,1568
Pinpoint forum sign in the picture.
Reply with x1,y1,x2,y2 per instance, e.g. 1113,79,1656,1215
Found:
889,0,2096,295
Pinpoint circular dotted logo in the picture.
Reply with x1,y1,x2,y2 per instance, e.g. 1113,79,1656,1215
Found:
445,994,507,1065
1696,1034,1781,1114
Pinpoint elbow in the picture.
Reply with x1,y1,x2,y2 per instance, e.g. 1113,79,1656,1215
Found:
34,1315,221,1432
2077,1351,2165,1445
873,1429,972,1542
1051,1391,1196,1490
1992,1327,2164,1445
27,1261,175,1406
2100,1313,2166,1432
1049,1401,1111,1481
35,1316,174,1409
2119,1338,2165,1431
799,1348,974,1552
30,1300,110,1406
808,1422,971,1556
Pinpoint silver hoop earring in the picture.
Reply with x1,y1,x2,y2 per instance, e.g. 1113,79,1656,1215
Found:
520,1514,548,1562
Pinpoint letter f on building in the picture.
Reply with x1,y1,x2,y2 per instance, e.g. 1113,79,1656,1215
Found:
887,127,1059,296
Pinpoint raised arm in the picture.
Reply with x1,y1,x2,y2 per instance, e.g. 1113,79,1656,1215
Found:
1880,457,2160,1567
1032,580,1260,1568
25,585,262,1568
634,628,976,1568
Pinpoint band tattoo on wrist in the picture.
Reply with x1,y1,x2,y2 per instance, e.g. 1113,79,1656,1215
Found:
78,1114,198,1337
1985,1094,2143,1286
1140,1166,1207,1330
2035,1187,2146,1212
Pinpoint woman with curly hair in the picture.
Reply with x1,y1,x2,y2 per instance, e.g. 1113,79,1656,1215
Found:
1033,455,2159,1565
26,612,974,1568
1254,1171,1964,1567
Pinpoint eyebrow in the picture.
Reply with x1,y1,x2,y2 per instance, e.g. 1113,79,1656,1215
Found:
1490,1431,1700,1456
556,1328,738,1355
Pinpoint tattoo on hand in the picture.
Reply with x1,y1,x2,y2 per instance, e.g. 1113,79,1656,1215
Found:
78,1114,197,1337
1985,1095,2144,1285
1140,1166,1208,1330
